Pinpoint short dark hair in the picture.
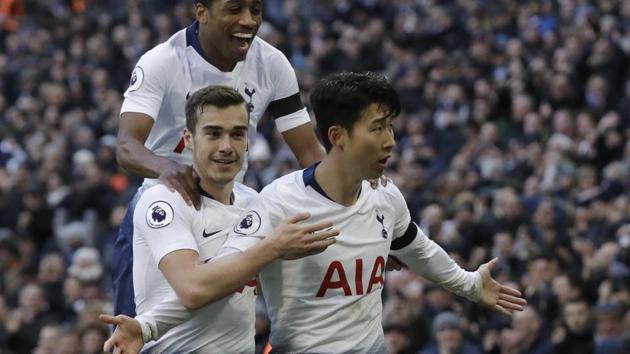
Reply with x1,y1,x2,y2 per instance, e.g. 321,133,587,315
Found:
310,72,401,152
185,86,246,132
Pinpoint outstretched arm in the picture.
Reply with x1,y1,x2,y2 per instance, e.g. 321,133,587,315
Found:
391,223,526,315
161,213,337,309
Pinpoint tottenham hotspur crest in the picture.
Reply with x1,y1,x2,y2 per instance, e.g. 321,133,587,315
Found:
376,210,388,239
243,85,256,114
234,210,261,235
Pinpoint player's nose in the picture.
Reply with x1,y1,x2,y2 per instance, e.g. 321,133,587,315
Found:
217,134,234,152
383,128,396,150
238,10,257,28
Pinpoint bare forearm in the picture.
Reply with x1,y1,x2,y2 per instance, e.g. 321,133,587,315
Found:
116,140,173,178
186,240,276,308
295,144,326,168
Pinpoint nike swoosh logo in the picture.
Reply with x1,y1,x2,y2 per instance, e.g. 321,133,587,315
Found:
202,230,222,238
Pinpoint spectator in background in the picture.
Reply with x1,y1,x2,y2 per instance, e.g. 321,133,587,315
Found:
552,299,595,354
419,311,482,354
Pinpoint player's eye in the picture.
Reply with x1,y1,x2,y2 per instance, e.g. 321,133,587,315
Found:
231,131,246,139
208,131,222,139
225,6,241,14
251,5,262,15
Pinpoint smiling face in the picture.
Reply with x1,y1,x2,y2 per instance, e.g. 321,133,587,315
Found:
337,103,396,180
184,103,248,186
196,0,262,70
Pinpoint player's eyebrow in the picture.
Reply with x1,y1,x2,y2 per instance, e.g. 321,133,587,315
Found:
201,125,248,131
369,116,389,126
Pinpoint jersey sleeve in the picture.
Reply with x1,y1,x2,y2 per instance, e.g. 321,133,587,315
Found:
386,184,414,247
136,291,192,343
267,52,311,132
386,184,481,302
120,47,173,120
133,185,198,265
219,190,285,256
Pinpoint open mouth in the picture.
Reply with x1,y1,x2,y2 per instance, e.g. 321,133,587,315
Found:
378,156,391,166
232,32,253,51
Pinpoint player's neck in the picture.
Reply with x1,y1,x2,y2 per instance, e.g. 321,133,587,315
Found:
314,157,363,207
198,30,237,72
199,179,234,205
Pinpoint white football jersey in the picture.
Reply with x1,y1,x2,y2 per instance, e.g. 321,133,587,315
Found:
121,21,311,186
221,164,414,353
132,182,258,354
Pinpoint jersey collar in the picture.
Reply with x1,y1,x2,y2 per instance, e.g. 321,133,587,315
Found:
302,162,362,203
302,162,333,201
186,21,210,63
198,183,235,205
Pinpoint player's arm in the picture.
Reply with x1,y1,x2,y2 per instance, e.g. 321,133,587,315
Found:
281,123,326,168
160,212,337,309
117,113,178,177
117,56,200,207
117,113,199,208
386,185,526,315
390,222,482,300
268,51,326,168
390,224,526,315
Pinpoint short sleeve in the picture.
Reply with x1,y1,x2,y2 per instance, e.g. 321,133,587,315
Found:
120,47,174,120
267,52,311,132
133,185,198,265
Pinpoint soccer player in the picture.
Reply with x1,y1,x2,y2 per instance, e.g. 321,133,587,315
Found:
105,73,527,354
112,0,326,317
218,72,528,353
102,85,337,353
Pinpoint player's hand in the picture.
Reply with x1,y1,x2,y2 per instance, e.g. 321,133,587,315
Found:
385,255,403,271
100,314,144,354
158,161,201,210
369,175,390,189
269,213,339,260
477,258,527,316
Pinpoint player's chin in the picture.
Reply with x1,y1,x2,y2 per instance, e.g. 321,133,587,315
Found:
367,167,384,180
230,42,251,61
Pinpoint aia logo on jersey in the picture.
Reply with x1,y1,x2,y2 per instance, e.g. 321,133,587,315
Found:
243,84,256,114
234,210,261,235
146,201,174,228
376,210,388,239
317,257,385,297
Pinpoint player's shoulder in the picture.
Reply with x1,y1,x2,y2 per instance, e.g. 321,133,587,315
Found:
138,184,190,211
137,29,184,68
366,179,406,204
233,182,259,207
258,170,302,199
135,184,192,229
250,36,292,68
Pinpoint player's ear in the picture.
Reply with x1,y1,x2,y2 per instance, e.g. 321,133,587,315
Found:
184,128,194,151
195,3,208,24
328,125,345,151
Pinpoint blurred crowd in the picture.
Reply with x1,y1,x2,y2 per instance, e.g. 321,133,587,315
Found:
1,0,630,353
